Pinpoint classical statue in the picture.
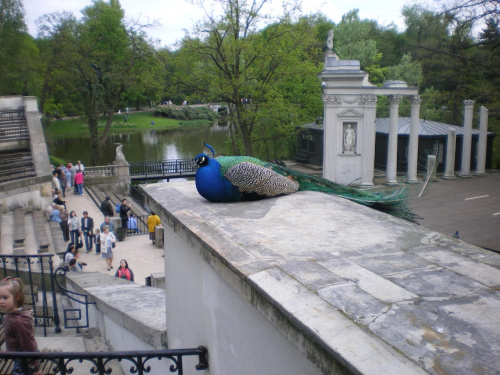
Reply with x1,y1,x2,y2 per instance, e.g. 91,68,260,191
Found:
344,124,356,152
114,144,128,165
327,29,334,52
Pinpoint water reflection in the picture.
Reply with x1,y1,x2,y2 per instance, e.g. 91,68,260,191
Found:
46,123,230,165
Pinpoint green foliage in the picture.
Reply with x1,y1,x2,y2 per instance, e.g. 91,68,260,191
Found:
49,155,66,167
154,106,219,121
43,111,181,136
386,53,423,86
333,10,379,69
364,53,388,85
0,0,40,96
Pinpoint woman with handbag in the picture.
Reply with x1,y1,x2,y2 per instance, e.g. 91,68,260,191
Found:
100,225,116,271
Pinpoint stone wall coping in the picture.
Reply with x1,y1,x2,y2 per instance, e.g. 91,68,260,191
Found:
141,181,500,375
66,272,168,348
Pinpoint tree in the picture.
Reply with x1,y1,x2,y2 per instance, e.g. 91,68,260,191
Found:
0,0,40,95
36,0,156,165
333,10,379,69
437,0,500,23
174,0,320,157
386,52,423,86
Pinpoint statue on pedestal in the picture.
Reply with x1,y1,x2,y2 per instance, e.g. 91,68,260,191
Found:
344,124,356,152
327,29,334,52
114,144,128,165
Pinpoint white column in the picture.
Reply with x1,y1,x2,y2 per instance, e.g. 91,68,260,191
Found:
360,95,377,187
386,95,402,185
443,128,457,179
406,95,421,183
322,95,341,182
459,99,475,177
475,106,488,176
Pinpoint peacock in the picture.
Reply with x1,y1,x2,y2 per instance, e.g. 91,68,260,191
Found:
194,144,418,223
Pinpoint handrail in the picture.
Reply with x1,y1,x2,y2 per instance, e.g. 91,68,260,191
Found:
0,255,61,335
0,346,209,374
53,267,95,330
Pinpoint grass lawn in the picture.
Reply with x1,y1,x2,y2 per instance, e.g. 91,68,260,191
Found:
44,110,207,136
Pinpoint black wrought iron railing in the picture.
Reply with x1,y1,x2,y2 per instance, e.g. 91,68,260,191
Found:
0,255,61,335
129,183,147,210
129,159,196,179
0,346,208,375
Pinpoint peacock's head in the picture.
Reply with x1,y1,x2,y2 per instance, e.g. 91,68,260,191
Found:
194,153,210,167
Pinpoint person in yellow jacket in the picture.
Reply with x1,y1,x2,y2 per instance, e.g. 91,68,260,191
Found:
147,211,161,245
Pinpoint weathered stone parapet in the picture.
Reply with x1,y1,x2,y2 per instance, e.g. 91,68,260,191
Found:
65,272,167,350
140,181,500,374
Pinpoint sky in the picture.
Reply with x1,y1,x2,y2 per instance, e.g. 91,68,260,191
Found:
23,0,418,49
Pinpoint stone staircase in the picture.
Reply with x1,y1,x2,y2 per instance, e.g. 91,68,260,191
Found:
34,326,124,375
0,206,66,260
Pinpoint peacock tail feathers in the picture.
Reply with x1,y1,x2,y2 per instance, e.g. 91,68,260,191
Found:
268,162,418,223
195,148,418,223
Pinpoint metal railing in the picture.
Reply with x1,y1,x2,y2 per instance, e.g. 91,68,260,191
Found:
129,159,196,179
53,267,95,330
129,183,147,211
0,255,61,336
0,346,208,375
121,214,149,237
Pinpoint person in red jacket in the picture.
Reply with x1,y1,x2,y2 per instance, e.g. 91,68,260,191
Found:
115,259,134,282
74,169,84,196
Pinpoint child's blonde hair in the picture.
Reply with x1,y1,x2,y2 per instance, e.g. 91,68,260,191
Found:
0,277,25,307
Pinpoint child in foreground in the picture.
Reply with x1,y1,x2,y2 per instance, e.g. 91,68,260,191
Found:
0,277,42,375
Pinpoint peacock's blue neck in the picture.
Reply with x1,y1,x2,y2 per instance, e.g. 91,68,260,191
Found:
195,158,241,202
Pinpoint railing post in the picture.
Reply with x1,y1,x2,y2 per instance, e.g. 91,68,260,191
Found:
49,257,62,333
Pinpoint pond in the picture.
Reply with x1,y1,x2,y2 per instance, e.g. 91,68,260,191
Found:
45,123,230,166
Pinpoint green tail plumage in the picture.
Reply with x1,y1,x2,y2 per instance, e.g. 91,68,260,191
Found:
268,162,419,223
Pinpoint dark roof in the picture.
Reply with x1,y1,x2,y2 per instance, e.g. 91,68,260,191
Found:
376,117,493,136
301,118,495,136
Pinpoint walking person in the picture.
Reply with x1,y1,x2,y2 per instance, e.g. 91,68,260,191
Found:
94,229,101,255
59,205,70,242
147,211,161,245
119,199,131,229
59,170,68,197
51,171,60,192
0,277,43,375
100,195,115,218
100,225,116,271
74,169,84,196
100,216,115,234
81,211,94,253
68,210,81,245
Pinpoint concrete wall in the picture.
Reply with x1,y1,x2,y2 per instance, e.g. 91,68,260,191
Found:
0,96,52,210
164,227,325,375
65,273,168,375
140,181,500,375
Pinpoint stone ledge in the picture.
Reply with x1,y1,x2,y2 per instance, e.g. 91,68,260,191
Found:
141,181,500,375
66,272,167,349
